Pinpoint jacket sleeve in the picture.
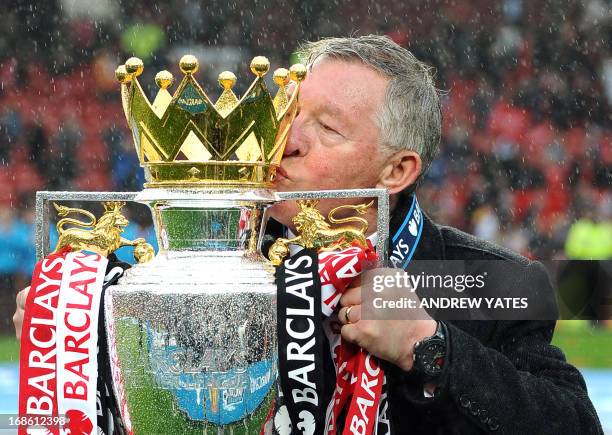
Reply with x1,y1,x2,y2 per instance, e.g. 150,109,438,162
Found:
390,261,603,434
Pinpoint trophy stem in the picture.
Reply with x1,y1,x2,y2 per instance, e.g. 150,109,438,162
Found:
136,188,278,258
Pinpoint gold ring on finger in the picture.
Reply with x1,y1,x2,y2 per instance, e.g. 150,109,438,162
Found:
345,305,354,324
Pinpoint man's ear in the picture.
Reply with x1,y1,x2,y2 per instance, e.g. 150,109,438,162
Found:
376,150,422,194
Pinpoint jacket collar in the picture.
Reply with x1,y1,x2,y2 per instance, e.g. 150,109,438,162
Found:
388,191,445,261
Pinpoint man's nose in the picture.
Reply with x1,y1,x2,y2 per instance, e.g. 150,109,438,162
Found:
283,116,308,158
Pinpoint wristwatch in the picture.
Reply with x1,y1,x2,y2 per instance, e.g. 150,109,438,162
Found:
412,321,447,381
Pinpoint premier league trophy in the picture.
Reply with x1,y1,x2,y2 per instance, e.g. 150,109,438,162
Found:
32,54,389,434
104,54,304,434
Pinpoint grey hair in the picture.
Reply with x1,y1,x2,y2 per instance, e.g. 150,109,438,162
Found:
300,35,442,187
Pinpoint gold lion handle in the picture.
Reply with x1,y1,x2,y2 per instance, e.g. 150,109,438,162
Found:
268,199,373,266
52,201,154,264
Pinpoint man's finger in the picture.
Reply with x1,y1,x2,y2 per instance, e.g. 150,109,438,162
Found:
13,311,21,341
339,304,361,325
339,286,361,307
17,286,29,309
340,323,366,348
14,286,30,341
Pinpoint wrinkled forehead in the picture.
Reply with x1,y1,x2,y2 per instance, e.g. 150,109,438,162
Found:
301,58,389,114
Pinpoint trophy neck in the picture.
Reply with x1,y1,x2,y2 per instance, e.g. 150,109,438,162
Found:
136,188,278,257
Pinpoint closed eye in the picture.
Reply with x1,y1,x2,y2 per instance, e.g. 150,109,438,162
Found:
320,121,343,137
322,123,335,132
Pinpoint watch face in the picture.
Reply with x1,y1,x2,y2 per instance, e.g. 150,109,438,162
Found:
416,339,445,376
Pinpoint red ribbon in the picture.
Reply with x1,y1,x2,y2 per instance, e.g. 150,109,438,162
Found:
318,242,383,435
18,247,71,435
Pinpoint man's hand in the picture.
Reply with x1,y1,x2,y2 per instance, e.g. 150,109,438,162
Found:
13,286,29,340
338,281,437,372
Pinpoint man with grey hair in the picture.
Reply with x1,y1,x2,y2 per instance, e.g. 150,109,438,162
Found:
14,35,602,433
267,35,603,433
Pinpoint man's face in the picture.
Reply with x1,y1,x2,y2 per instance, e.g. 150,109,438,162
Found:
270,59,390,229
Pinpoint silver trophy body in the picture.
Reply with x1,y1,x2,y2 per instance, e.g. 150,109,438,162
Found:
104,188,279,434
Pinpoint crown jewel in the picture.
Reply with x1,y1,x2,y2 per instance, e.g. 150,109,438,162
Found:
115,55,306,188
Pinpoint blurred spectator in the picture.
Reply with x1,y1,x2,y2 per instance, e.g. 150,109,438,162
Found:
0,109,22,164
120,22,166,61
0,208,22,291
565,187,612,260
49,119,80,188
0,205,31,329
15,203,37,279
565,216,612,260
471,204,501,242
105,127,145,190
27,122,51,179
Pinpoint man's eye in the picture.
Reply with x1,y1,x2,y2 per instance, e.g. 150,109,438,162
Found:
320,122,338,134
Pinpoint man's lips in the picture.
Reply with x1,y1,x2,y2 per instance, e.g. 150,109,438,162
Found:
275,166,289,181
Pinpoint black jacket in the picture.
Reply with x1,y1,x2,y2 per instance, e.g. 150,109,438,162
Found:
381,195,603,434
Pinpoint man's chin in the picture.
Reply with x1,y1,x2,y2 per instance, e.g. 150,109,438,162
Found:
268,200,299,230
271,178,292,192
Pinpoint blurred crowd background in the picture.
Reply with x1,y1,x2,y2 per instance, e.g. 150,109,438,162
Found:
0,0,611,332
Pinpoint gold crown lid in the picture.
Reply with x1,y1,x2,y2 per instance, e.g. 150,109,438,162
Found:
155,71,174,89
179,55,199,74
116,54,306,188
218,71,236,89
125,57,144,76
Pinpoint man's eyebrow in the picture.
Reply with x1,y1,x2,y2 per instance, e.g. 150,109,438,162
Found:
318,101,350,122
